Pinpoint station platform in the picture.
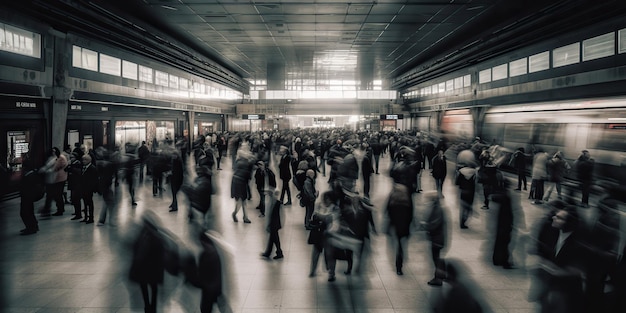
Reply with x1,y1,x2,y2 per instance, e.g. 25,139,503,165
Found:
0,154,597,313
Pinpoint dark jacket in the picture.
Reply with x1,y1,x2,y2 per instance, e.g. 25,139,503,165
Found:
185,173,213,213
278,154,292,181
80,163,99,195
431,155,447,179
129,224,165,284
302,176,317,204
254,167,277,191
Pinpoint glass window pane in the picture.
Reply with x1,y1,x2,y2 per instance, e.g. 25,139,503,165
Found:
529,51,550,73
99,53,121,76
509,57,527,77
454,77,463,89
463,74,471,87
72,45,82,68
553,42,580,67
138,65,153,83
583,32,615,61
81,48,98,71
492,64,508,81
446,79,454,91
169,75,179,89
155,70,168,87
122,60,138,80
479,69,491,84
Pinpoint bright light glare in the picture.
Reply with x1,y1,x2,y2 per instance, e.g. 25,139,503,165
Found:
348,115,359,123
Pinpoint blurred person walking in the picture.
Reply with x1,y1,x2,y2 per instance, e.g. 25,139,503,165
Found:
137,141,150,183
39,147,68,217
19,152,43,235
431,149,447,198
421,191,448,286
544,151,571,202
509,147,528,191
385,146,418,275
260,190,284,260
169,151,184,212
254,160,276,217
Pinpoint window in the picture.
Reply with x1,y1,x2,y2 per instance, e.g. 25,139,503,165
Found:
509,57,527,77
179,77,189,90
463,74,471,87
138,65,153,83
122,60,138,80
492,64,508,81
583,32,614,61
529,51,550,73
479,69,491,84
169,75,179,89
0,23,41,58
99,53,121,76
155,70,168,87
446,79,454,91
454,77,463,89
72,46,98,71
553,43,580,67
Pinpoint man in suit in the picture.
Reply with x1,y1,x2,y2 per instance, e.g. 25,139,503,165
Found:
533,201,586,313
80,154,99,224
277,146,292,205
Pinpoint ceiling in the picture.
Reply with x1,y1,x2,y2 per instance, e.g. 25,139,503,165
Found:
94,0,558,84
4,0,624,91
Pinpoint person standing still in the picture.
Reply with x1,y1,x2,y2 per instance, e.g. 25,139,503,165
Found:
138,141,150,183
575,150,594,208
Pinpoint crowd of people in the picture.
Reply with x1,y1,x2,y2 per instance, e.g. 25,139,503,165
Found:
14,127,626,312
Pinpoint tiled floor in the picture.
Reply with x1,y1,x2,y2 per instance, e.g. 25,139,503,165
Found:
1,153,577,312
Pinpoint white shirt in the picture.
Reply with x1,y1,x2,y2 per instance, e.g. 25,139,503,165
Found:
556,230,572,256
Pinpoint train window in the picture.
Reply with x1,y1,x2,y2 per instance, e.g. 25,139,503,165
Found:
589,124,626,151
533,124,565,146
583,33,614,61
504,124,531,142
529,51,549,73
553,42,580,68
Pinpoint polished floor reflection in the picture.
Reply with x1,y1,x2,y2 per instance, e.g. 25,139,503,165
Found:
1,154,567,313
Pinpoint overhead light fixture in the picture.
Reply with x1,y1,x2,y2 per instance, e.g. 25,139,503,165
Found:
161,5,178,11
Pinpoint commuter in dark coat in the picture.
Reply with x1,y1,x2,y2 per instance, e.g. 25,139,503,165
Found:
260,190,284,260
129,211,165,313
215,135,228,170
80,154,99,224
137,141,150,182
277,146,292,205
455,163,477,229
19,152,41,235
95,150,116,226
575,150,594,207
386,148,418,275
197,232,227,313
490,188,515,269
424,141,436,169
431,149,447,198
302,169,318,230
169,151,184,212
360,145,374,198
422,191,448,286
371,139,383,174
531,202,586,313
66,152,83,220
254,160,276,216
509,147,528,191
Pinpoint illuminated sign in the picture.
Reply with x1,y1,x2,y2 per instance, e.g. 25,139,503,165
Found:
242,114,265,120
380,114,403,120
